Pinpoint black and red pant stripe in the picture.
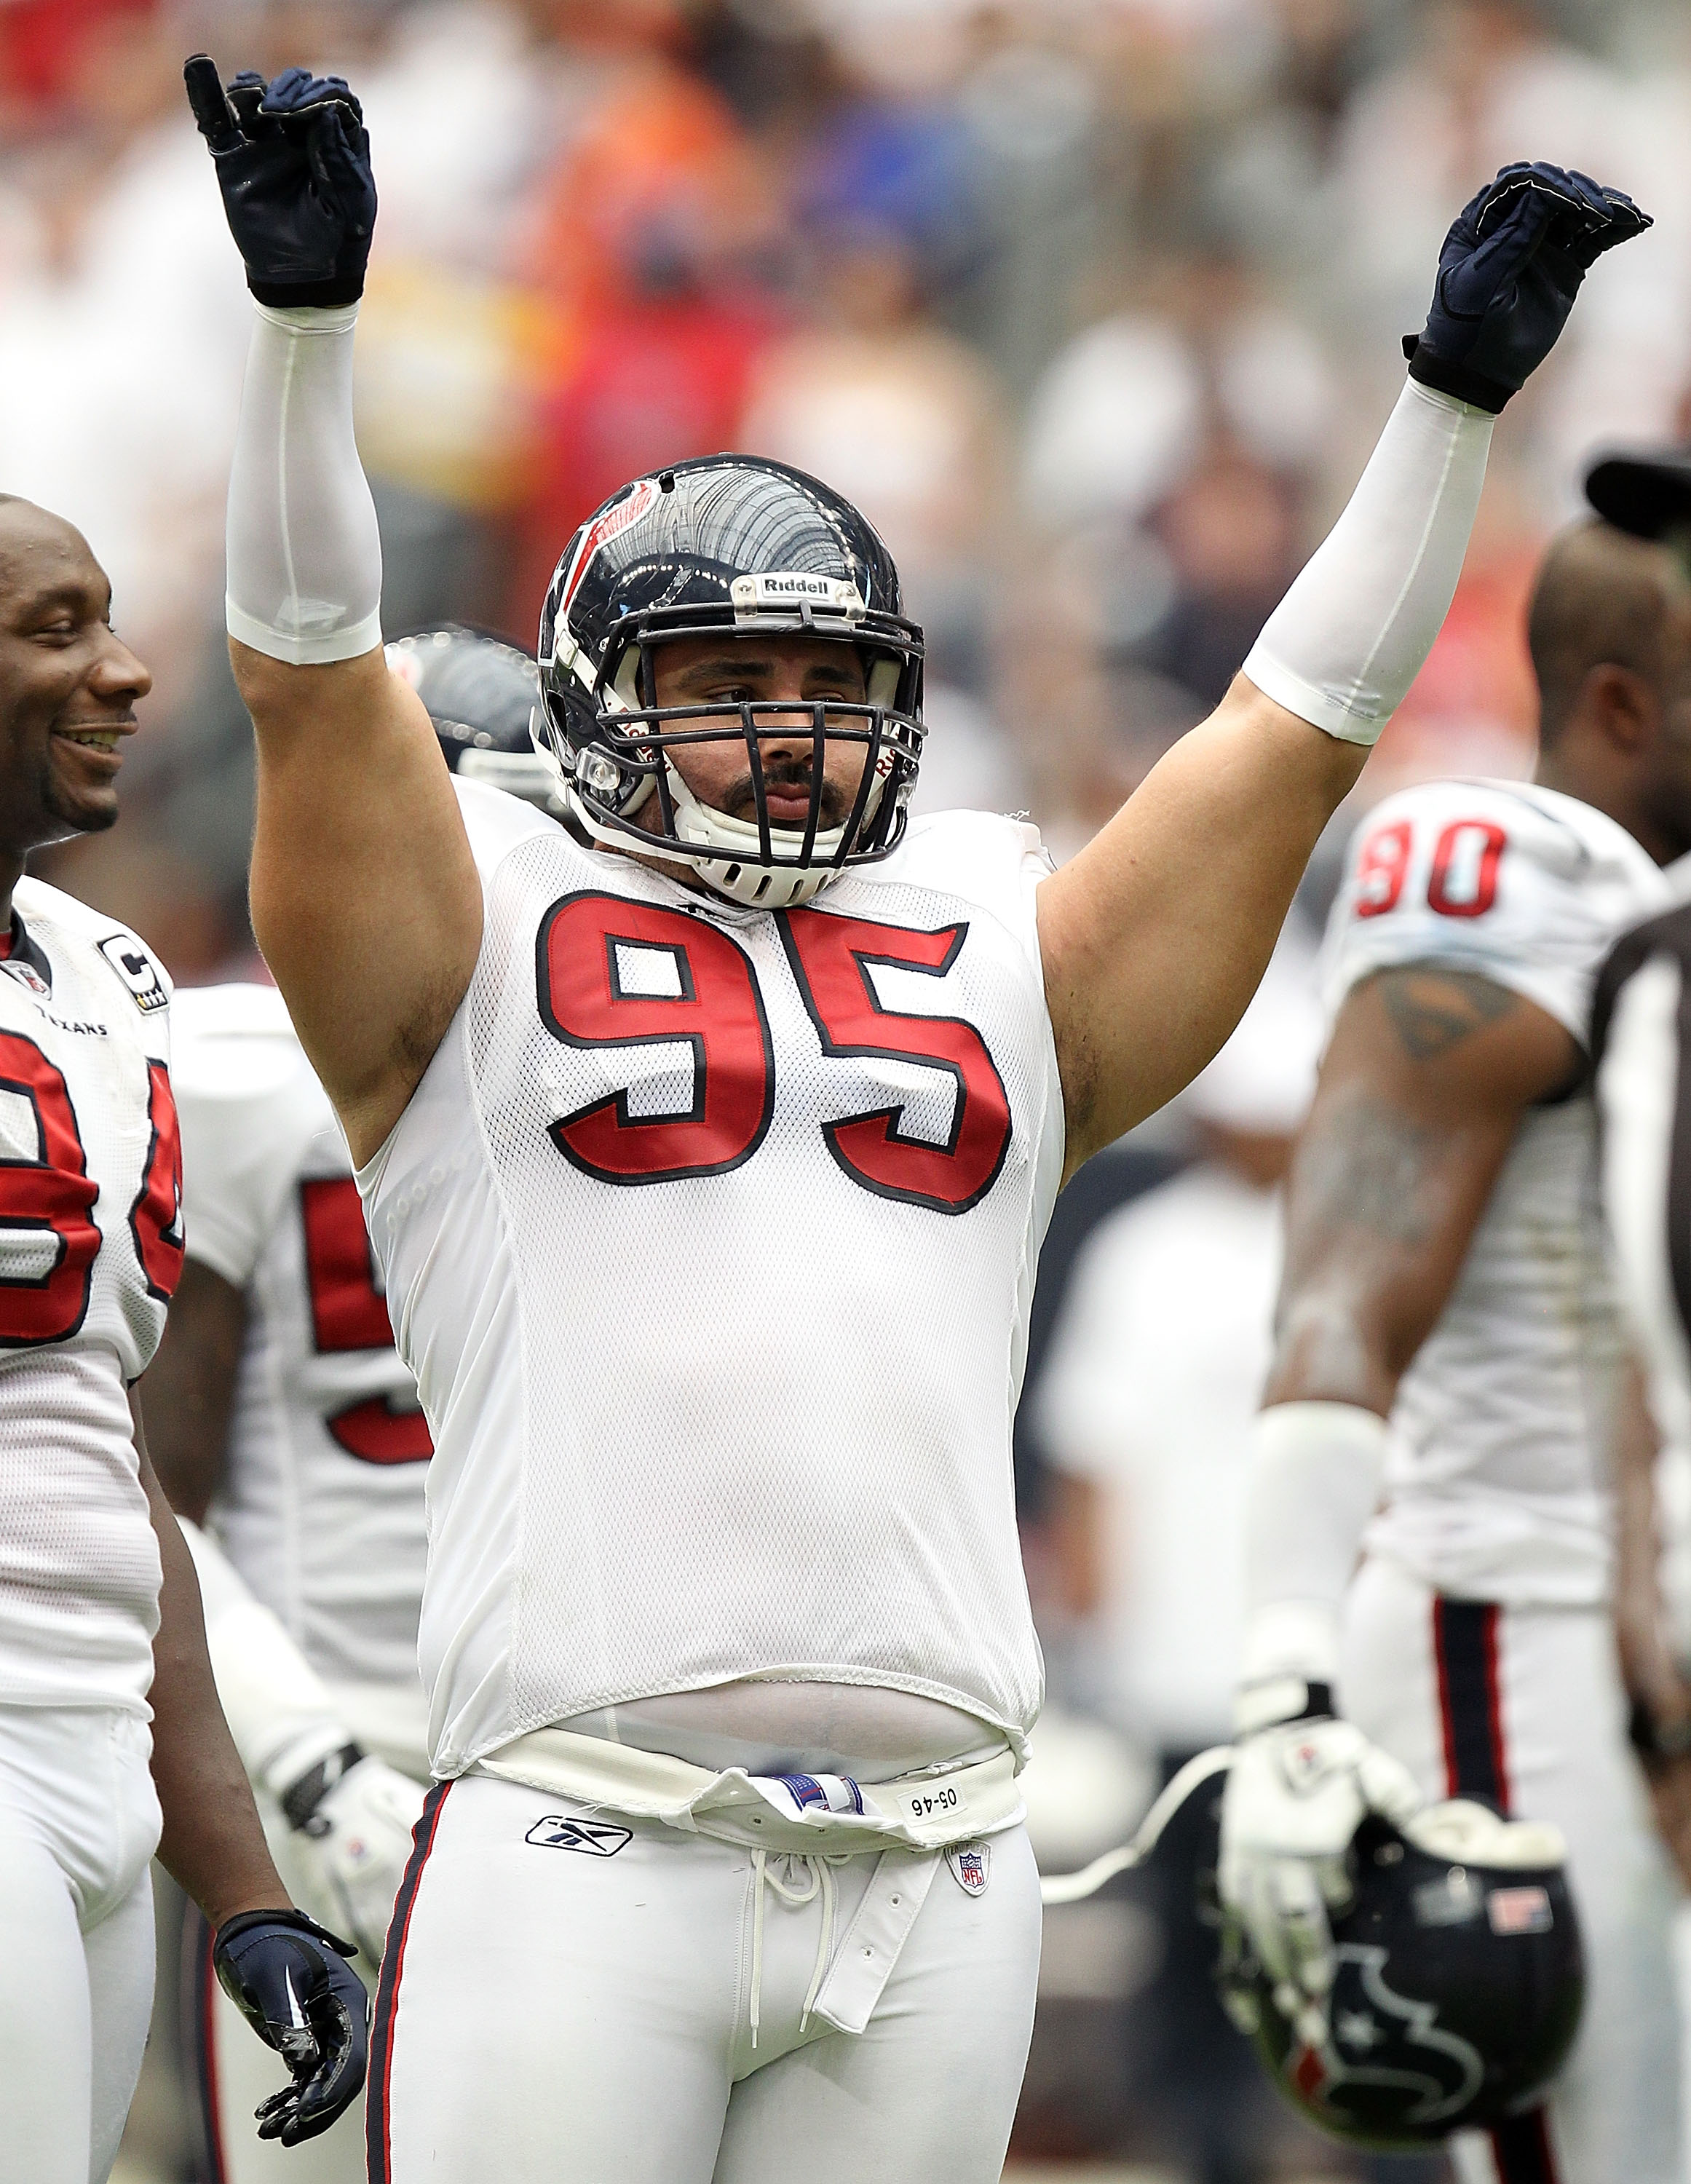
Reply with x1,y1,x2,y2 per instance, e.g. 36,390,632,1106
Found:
180,1906,226,2184
1431,1597,1558,2184
367,1780,451,2184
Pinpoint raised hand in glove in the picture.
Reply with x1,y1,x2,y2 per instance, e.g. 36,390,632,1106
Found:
184,55,376,306
1406,161,1650,413
1218,1713,1424,2044
213,1908,370,2145
282,1745,425,1973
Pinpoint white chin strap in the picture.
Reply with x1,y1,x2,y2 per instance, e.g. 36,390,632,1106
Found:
562,759,884,911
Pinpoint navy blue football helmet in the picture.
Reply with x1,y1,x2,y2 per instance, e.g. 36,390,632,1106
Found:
1045,1749,1584,2151
534,455,924,909
386,625,559,815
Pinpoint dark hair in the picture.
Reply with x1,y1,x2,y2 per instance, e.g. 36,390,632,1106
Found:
1526,519,1688,745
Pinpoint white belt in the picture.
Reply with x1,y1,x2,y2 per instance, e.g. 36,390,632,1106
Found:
742,1842,946,2045
474,1726,1012,2041
474,1725,1023,1856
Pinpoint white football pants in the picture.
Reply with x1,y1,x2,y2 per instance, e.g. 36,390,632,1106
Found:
1344,1553,1683,2184
368,1772,1042,2183
0,1703,162,2184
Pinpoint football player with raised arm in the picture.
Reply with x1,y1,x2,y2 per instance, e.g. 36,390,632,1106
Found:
139,629,554,2184
0,496,367,2181
1220,475,1691,2183
184,55,1647,2184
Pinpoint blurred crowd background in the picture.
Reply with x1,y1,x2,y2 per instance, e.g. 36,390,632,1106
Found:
22,0,1682,2176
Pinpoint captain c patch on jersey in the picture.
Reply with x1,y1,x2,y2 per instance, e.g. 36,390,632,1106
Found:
98,933,168,1013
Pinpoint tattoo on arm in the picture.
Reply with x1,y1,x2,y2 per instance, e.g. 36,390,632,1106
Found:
1292,1088,1436,1246
1375,968,1518,1061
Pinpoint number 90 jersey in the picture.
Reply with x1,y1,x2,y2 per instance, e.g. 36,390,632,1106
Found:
0,877,182,1714
1323,779,1669,1608
359,783,1066,1779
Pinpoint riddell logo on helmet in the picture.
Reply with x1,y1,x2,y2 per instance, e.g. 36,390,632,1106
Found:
731,571,866,620
761,574,834,598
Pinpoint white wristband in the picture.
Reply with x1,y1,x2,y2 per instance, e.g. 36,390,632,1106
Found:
1237,1400,1390,1722
1243,380,1494,747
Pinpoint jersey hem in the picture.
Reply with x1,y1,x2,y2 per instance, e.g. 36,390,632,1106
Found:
438,1666,1036,1779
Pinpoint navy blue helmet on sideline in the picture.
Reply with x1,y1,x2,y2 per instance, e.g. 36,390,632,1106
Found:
1074,1749,1584,2151
385,625,561,815
534,454,925,911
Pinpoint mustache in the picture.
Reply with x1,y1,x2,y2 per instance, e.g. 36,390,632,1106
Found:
720,762,849,827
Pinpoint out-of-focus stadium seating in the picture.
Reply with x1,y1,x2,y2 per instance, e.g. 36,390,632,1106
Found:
9,0,1689,981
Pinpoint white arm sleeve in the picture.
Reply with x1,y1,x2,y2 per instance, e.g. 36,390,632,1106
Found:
225,301,383,666
1236,1400,1389,1728
179,1516,353,1796
1242,381,1494,747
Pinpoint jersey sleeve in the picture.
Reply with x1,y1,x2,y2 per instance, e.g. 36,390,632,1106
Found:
170,986,314,1287
1320,780,1664,1045
454,774,563,885
892,810,1056,981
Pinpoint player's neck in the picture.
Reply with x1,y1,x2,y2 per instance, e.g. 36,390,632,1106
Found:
0,847,22,928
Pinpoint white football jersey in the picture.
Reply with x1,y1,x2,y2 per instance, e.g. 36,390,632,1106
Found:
1322,779,1669,1606
171,984,429,1741
360,784,1065,1778
0,877,181,1712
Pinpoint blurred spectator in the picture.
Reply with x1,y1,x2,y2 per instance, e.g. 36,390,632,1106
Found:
1136,446,1302,708
507,62,787,628
740,87,1009,684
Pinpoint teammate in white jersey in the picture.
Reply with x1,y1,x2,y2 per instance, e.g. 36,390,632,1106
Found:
186,58,1647,2180
1219,499,1691,2183
138,629,558,2184
1585,446,1691,1936
0,495,368,2181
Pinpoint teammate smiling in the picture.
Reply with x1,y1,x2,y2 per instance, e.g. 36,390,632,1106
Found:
186,52,1645,2184
0,497,366,2180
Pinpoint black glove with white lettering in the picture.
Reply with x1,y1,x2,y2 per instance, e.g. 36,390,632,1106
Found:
212,1908,370,2146
1404,161,1650,412
184,55,376,307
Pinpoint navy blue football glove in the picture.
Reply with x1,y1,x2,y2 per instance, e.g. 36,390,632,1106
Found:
212,1908,370,2146
1406,162,1650,412
185,55,376,307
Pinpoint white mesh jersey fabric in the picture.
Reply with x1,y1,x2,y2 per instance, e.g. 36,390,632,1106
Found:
0,878,181,1711
172,984,429,1698
1322,780,1671,1607
360,784,1065,1777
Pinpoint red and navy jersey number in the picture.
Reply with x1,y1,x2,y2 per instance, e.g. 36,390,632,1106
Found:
1355,815,1508,922
780,910,1011,1213
130,1061,185,1302
298,1176,432,1465
0,1029,101,1346
537,893,775,1185
535,893,1013,1214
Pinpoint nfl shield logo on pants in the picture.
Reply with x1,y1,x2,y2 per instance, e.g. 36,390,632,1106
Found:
948,1843,990,1896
